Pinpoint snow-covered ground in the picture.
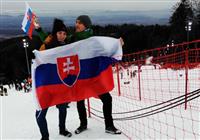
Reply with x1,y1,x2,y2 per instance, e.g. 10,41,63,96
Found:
0,87,127,140
90,66,200,139
1,65,200,140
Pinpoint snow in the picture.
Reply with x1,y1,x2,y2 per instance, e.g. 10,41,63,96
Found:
1,65,200,139
0,87,127,140
89,65,200,139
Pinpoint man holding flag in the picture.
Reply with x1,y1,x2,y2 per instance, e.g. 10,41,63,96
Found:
71,15,122,135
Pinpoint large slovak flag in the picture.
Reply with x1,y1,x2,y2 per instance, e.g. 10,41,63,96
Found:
21,3,36,39
32,37,123,110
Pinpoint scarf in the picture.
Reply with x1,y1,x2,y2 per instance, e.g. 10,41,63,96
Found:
74,28,93,41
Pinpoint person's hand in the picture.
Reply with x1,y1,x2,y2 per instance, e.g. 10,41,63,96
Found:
119,37,124,47
33,17,40,29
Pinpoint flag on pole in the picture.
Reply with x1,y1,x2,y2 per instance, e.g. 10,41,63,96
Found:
21,3,36,39
32,36,123,110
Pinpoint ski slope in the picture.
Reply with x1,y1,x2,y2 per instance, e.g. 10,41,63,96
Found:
1,65,199,139
0,87,127,140
89,65,200,139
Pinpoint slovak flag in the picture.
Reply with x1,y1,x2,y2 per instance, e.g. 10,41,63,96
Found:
21,3,36,39
32,37,123,110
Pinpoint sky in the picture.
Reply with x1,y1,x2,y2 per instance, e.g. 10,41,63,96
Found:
1,0,180,16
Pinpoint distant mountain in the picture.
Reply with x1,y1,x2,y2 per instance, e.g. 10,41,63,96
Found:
0,10,170,38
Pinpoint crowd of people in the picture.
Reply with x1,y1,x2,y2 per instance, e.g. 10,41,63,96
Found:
15,79,32,93
0,84,7,96
0,78,32,96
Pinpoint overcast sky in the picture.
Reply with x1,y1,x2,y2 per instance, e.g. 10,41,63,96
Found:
1,0,180,16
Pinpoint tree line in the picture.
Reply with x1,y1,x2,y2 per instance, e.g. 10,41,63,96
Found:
0,0,199,81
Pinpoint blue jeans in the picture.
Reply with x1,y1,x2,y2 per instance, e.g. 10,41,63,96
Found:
35,103,68,139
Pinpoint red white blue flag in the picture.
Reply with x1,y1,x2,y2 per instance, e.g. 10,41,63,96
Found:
32,37,123,110
21,3,36,39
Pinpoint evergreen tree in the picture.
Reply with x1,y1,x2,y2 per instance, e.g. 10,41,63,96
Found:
191,0,200,39
194,0,200,23
195,1,200,38
192,0,200,21
169,0,194,42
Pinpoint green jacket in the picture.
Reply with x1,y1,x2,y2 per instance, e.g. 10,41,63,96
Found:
35,28,53,51
35,27,49,42
69,28,93,43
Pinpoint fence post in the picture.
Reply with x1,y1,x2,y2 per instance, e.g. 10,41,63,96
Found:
116,63,121,96
138,65,142,101
184,50,189,110
87,98,91,117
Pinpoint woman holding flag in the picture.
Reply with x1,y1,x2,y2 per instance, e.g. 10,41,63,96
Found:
34,18,72,140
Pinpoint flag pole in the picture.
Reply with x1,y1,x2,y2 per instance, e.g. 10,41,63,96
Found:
23,38,31,77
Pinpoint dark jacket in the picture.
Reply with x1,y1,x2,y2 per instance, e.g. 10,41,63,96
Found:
35,27,68,50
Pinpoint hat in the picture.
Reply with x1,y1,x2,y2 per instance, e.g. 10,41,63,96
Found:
76,15,92,28
52,19,67,35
